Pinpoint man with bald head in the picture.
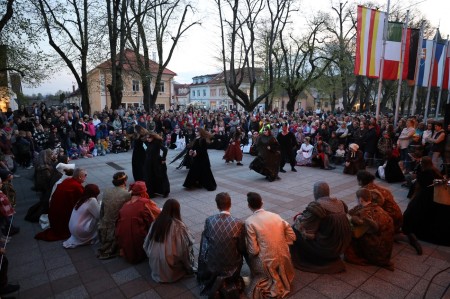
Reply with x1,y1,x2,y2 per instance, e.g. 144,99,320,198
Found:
290,181,352,274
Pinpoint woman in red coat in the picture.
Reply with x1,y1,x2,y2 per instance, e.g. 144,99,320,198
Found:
115,181,160,264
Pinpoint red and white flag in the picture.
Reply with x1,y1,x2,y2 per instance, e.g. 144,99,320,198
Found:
442,42,450,90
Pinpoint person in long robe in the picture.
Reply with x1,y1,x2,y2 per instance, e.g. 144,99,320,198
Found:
277,122,298,172
249,125,281,182
343,143,365,174
183,128,217,191
197,192,246,298
345,188,395,270
290,181,352,274
245,192,295,299
223,128,244,165
131,126,148,181
63,184,101,248
143,199,195,283
35,168,86,241
144,132,170,197
97,172,131,259
402,157,450,246
296,137,314,166
115,181,161,264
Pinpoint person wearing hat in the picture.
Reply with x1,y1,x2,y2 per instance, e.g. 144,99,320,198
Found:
343,143,365,175
63,184,101,248
115,181,160,264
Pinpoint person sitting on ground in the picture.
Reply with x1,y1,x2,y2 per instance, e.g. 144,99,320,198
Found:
343,143,365,175
376,150,405,183
34,168,86,241
345,188,395,270
334,143,347,165
97,172,131,259
356,170,422,254
115,181,160,264
197,192,246,298
290,181,352,274
245,192,295,298
296,136,314,166
312,136,335,170
63,184,101,248
143,198,195,283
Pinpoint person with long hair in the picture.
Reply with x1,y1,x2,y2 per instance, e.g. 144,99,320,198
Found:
131,125,148,181
143,199,195,283
403,156,450,246
144,132,170,197
97,172,131,259
115,181,161,264
183,127,217,191
63,184,101,248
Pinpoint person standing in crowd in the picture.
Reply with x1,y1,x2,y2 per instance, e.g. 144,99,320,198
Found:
223,127,244,166
397,119,416,170
97,172,131,260
290,181,351,274
197,192,246,298
249,125,281,182
277,122,297,173
115,181,160,264
63,184,101,248
35,168,86,241
360,121,378,167
143,199,195,283
144,132,170,198
245,192,295,299
131,126,148,181
345,188,395,270
427,121,445,170
183,127,217,191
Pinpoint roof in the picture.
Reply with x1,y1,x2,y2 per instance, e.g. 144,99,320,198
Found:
93,49,177,76
173,83,190,96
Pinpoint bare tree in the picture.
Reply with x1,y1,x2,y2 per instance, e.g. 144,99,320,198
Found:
215,0,294,112
275,12,334,112
126,0,200,110
34,0,94,113
0,0,14,34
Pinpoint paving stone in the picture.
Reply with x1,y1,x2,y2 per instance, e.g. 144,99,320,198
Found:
360,276,409,298
309,274,354,298
112,266,142,285
54,285,89,299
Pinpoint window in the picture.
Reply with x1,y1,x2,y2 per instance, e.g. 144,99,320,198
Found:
324,102,329,107
159,82,165,93
192,91,195,97
210,89,216,96
100,73,105,92
157,104,165,110
203,89,206,96
197,90,200,96
132,80,140,92
220,88,226,96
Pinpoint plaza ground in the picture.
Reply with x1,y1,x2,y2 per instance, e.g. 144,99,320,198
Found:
7,149,450,298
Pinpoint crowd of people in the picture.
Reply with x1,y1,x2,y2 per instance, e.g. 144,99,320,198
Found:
0,102,449,297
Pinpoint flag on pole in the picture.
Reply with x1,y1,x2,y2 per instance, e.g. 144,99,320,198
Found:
354,6,386,78
431,42,445,87
443,43,450,90
417,39,434,87
407,28,420,81
383,22,408,80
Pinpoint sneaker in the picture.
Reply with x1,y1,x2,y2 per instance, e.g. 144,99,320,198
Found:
237,162,243,166
279,169,286,173
0,284,20,295
291,168,297,172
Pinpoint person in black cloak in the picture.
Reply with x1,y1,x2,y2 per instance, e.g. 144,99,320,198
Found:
144,132,170,198
183,127,217,191
131,125,148,181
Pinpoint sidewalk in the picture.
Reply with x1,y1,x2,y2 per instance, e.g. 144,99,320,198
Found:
6,149,450,298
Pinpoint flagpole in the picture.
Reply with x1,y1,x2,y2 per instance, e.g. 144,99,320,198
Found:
424,29,438,123
394,11,409,128
435,37,449,117
375,0,390,121
411,23,424,116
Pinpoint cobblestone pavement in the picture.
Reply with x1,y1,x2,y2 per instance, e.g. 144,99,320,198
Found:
7,148,450,299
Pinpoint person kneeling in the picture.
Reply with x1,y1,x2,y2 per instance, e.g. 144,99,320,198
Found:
345,188,395,270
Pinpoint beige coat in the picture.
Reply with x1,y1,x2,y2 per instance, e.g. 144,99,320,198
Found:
245,209,296,299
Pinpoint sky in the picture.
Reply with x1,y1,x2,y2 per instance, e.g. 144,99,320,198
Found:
23,0,450,96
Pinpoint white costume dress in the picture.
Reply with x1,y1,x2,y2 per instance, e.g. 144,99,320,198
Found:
63,197,101,248
296,143,314,166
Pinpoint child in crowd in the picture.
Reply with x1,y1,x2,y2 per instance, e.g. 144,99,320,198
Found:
335,144,346,165
87,138,95,153
0,175,20,237
68,144,80,160
104,136,112,153
79,140,93,158
94,139,106,156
